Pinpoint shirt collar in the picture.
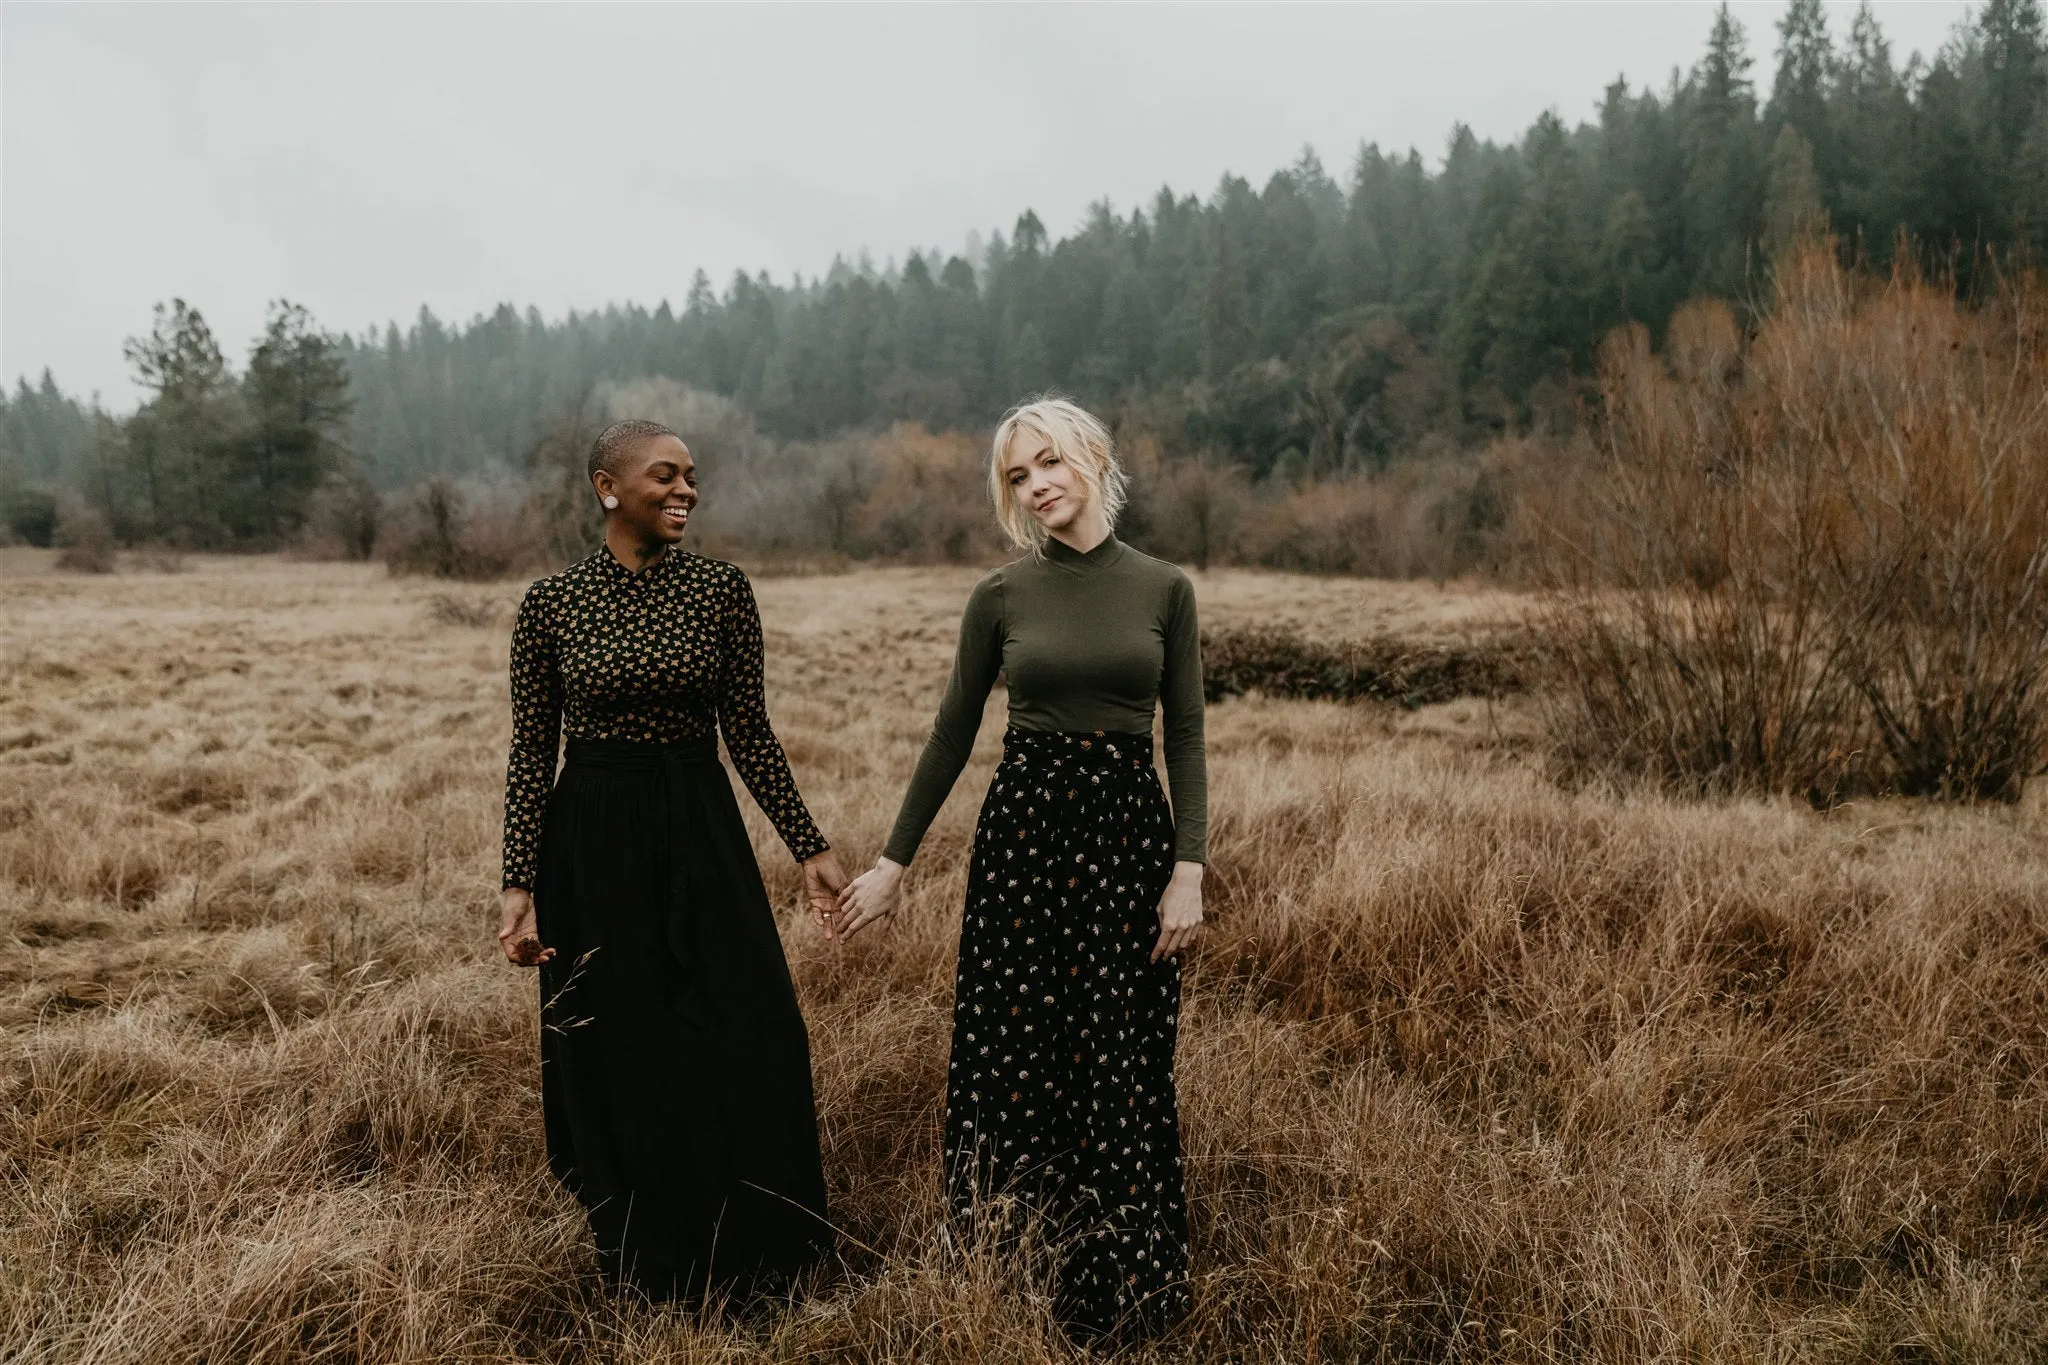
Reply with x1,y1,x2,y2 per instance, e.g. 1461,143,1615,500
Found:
1042,532,1124,573
596,542,683,582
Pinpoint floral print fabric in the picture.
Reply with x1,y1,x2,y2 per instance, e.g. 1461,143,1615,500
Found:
948,726,1191,1336
502,547,826,889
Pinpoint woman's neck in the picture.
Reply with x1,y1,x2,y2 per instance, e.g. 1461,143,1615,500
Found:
605,525,670,573
1047,508,1112,556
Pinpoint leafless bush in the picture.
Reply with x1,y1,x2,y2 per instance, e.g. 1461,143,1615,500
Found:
1543,243,2048,801
599,377,766,468
848,425,1001,563
1230,456,1510,580
423,593,504,628
382,479,529,581
1143,453,1247,571
690,436,876,565
302,471,382,562
53,502,116,574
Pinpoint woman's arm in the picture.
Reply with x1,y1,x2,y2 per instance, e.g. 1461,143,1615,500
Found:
1152,573,1206,960
833,573,1005,940
1159,572,1207,866
714,566,830,863
500,582,562,966
502,582,563,893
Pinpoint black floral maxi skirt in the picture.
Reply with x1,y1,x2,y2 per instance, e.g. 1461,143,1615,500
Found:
532,738,832,1301
946,727,1192,1337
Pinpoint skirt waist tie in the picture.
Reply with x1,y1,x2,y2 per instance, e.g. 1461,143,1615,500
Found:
563,737,721,1024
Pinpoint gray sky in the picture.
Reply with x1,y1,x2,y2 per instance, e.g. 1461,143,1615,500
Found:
3,2,1973,406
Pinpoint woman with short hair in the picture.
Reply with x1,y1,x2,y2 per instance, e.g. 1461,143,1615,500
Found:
835,396,1206,1339
498,418,845,1302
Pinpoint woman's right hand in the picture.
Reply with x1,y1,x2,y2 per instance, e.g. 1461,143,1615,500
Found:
831,857,904,942
499,887,556,966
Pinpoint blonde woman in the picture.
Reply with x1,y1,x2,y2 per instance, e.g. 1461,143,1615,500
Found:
835,396,1205,1338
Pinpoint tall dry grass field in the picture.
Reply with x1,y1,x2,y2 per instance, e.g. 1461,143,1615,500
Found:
2,549,2043,1362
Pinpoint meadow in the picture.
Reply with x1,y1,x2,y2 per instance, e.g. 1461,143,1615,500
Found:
1,548,2043,1363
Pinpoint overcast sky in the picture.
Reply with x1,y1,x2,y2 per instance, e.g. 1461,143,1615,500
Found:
3,2,1973,406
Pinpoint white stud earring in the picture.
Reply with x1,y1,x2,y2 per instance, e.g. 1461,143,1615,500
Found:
602,495,619,509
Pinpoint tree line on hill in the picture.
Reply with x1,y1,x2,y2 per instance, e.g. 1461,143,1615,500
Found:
2,0,2044,565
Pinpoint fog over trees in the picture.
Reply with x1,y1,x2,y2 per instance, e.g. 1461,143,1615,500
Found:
4,1,2045,551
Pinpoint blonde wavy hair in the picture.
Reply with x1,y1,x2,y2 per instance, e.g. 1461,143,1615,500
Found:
987,395,1128,553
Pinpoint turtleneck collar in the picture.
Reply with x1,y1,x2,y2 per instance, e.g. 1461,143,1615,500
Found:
1042,532,1125,574
598,541,683,581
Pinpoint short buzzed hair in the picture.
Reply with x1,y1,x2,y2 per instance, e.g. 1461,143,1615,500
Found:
588,419,681,481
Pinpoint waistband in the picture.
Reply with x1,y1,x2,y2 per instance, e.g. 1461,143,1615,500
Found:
563,737,720,772
1001,726,1154,767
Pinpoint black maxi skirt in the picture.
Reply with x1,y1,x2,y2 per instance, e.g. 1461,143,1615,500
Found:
946,728,1192,1337
532,737,832,1301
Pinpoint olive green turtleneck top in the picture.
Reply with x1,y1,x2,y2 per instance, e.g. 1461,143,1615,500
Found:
882,534,1207,866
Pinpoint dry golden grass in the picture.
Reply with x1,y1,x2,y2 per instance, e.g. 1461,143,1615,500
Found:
2,549,2044,1362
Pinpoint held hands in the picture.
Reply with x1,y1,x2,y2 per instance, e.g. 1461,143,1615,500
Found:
829,856,904,941
822,855,1203,960
801,850,850,934
498,887,556,967
1151,861,1206,962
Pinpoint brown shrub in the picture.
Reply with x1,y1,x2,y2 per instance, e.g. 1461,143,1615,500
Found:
1204,626,1528,708
382,479,529,581
1230,455,1512,580
1543,244,2048,801
53,503,116,574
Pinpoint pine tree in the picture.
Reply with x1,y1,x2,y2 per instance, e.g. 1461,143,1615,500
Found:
122,299,243,543
240,301,353,541
1767,0,1835,197
1763,123,1825,254
1681,4,1765,297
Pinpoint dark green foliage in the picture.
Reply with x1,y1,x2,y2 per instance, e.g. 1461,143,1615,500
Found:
72,300,359,549
0,372,93,483
277,3,2043,486
1203,627,1529,709
0,484,58,547
16,3,2048,515
237,302,353,542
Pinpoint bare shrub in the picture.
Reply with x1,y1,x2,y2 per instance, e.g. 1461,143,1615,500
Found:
599,377,765,468
53,502,116,574
690,435,876,566
1143,453,1247,571
1768,251,2048,799
848,424,1002,563
301,470,382,562
1543,244,2048,801
423,593,503,629
1232,456,1509,579
382,479,526,581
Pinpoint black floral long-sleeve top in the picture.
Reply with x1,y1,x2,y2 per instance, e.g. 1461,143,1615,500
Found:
501,546,828,889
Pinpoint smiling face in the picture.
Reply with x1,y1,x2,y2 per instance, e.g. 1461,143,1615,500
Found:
1002,426,1089,535
594,433,698,547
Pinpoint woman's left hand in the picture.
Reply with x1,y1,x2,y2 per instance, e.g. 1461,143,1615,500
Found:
801,850,850,935
1152,861,1205,962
